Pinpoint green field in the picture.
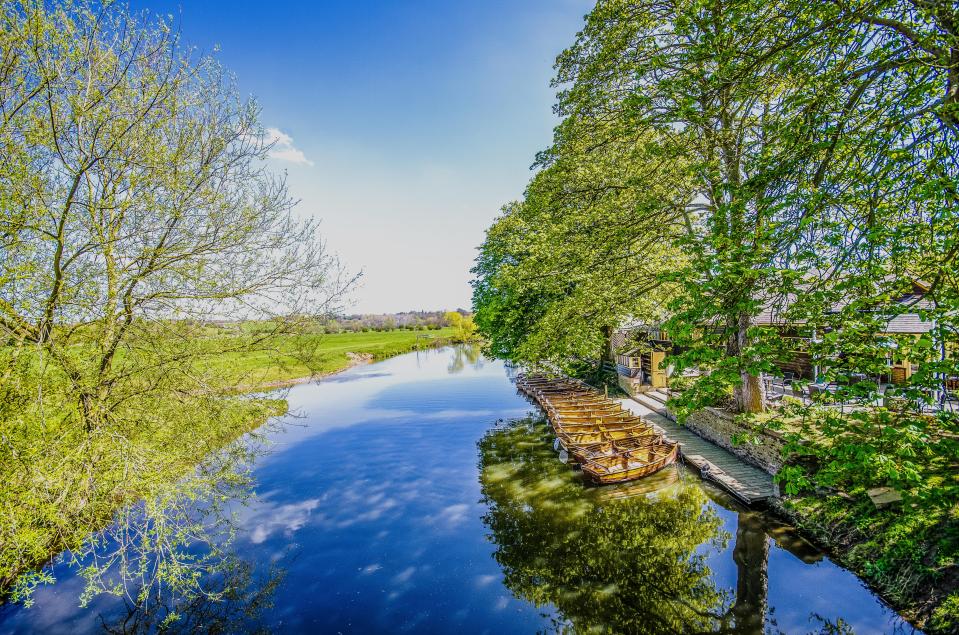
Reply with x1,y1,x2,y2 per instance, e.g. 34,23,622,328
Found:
204,328,455,388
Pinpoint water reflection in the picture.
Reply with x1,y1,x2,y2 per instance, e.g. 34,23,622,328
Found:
479,417,734,633
447,343,484,374
478,416,910,634
2,424,284,633
1,347,918,634
727,511,768,634
100,556,283,634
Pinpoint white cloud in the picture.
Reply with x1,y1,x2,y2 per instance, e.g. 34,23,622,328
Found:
264,127,313,166
245,497,320,544
265,127,294,147
427,503,471,529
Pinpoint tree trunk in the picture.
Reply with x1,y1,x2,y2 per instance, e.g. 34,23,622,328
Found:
728,311,765,413
601,324,615,364
729,511,769,634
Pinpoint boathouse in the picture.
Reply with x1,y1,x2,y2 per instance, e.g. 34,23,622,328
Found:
612,278,949,392
611,323,673,394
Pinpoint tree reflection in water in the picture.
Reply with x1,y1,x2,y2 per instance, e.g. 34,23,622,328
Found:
727,511,768,635
478,417,778,634
447,343,484,374
34,425,285,632
99,555,283,634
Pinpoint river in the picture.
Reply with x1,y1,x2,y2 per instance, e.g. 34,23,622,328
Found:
0,346,917,633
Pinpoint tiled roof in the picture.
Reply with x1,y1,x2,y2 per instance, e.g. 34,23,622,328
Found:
883,314,935,333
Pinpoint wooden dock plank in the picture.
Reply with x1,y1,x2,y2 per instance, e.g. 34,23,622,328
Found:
618,398,778,504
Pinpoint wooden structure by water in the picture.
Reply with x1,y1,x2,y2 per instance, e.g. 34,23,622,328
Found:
516,374,679,485
618,398,778,504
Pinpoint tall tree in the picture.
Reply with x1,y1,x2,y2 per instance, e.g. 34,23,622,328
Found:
543,0,826,412
0,0,350,430
473,115,690,373
0,0,353,595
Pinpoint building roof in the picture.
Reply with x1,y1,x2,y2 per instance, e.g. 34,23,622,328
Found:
625,276,940,335
753,277,938,334
883,313,936,334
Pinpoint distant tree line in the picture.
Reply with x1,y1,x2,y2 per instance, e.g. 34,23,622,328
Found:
311,310,467,333
202,310,471,335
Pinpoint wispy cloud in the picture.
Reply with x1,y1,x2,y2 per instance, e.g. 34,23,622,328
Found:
265,127,313,166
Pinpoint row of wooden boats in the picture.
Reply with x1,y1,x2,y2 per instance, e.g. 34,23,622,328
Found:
515,374,679,485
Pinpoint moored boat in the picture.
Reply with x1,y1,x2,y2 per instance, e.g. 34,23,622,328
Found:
562,432,664,463
580,443,679,484
516,374,679,485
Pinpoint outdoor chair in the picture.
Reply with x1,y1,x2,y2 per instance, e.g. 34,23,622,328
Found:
782,372,796,396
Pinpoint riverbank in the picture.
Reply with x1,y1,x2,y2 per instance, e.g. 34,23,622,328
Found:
1,329,455,600
209,328,456,391
772,491,959,633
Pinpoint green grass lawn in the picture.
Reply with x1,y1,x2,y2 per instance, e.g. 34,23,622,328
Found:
200,328,456,388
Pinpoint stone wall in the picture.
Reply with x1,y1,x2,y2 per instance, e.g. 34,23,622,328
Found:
684,407,786,475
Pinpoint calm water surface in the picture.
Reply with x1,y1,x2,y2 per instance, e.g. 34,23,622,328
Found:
1,346,917,633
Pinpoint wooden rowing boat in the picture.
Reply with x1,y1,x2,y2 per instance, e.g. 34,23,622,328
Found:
543,397,619,407
557,426,655,444
551,414,641,425
543,402,615,411
548,408,625,418
546,402,621,411
561,433,663,463
516,374,679,485
553,422,650,436
580,443,679,484
552,417,644,429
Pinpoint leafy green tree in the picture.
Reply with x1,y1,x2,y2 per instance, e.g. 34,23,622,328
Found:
473,0,959,624
472,116,690,373
754,0,959,506
0,0,353,596
444,310,479,343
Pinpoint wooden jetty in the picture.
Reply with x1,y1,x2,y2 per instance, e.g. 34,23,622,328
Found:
618,397,777,504
515,374,679,485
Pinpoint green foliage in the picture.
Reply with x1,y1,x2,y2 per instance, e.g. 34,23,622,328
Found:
930,595,959,633
478,417,734,633
1,386,280,599
474,0,959,410
783,489,959,632
443,311,479,343
472,120,688,372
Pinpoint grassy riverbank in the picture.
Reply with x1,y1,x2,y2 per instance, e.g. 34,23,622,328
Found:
754,405,959,632
1,329,454,599
204,328,455,389
774,491,959,632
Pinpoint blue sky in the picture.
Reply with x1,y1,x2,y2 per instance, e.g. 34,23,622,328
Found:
131,0,592,313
